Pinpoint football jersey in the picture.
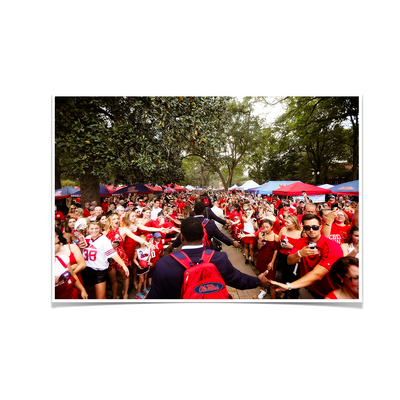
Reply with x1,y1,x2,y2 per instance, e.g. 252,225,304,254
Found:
83,235,117,271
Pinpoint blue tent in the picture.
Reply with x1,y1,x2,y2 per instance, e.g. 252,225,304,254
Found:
330,180,359,196
71,185,117,198
55,186,80,199
249,181,302,195
112,184,158,195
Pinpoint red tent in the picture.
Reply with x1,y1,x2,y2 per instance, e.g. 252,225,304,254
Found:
272,182,332,196
168,183,187,192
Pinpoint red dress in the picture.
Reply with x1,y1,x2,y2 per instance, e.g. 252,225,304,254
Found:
106,228,129,271
67,243,83,284
256,238,280,278
124,225,139,267
55,256,79,299
278,235,299,256
325,291,338,299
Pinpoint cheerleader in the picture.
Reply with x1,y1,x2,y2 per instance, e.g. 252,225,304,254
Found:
103,214,154,299
134,236,152,299
122,210,166,291
55,230,88,300
239,208,259,266
81,221,130,299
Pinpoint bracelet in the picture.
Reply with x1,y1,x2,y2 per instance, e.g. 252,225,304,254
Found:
297,250,302,258
286,282,292,290
325,223,330,226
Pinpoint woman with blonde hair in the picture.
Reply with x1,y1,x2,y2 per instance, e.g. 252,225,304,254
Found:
103,214,154,299
277,214,302,299
122,209,167,290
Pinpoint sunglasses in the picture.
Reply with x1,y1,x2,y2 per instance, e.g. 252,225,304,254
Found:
345,275,359,283
303,225,320,231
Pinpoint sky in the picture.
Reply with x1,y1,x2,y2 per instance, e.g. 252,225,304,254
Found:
236,96,285,126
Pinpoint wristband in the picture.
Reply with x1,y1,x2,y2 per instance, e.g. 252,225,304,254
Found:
325,223,330,226
286,282,291,290
297,250,302,258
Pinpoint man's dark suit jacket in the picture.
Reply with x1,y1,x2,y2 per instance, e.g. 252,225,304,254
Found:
189,207,226,226
171,215,234,248
146,246,260,299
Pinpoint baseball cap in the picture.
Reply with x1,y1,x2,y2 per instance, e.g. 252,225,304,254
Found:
74,218,87,231
139,260,148,268
146,233,153,241
116,206,124,211
153,232,162,238
128,202,134,205
55,211,65,221
89,206,95,211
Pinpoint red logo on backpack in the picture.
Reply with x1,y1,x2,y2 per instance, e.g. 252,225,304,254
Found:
170,249,232,299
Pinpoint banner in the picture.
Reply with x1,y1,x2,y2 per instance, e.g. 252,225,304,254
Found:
306,194,326,203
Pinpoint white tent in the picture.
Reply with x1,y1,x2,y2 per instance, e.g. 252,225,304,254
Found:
185,185,195,190
236,180,260,191
228,184,238,190
317,184,334,189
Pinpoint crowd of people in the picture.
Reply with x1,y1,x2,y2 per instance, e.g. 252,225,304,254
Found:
54,188,359,300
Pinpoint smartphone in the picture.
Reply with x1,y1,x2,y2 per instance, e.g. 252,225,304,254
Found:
113,241,120,247
309,242,317,250
331,203,339,211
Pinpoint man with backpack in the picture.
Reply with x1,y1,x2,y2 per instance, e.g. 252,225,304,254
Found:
169,201,241,250
146,217,270,299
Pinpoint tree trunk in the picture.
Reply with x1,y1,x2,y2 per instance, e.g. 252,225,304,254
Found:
55,157,62,189
79,165,100,206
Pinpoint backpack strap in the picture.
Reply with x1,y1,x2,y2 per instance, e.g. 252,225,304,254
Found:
169,251,193,269
201,249,215,264
202,218,210,227
56,255,68,269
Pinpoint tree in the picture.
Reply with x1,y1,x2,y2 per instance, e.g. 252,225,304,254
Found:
55,96,231,204
184,97,265,190
276,96,359,180
261,96,359,184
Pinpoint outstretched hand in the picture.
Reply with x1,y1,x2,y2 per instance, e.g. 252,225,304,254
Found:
258,271,273,288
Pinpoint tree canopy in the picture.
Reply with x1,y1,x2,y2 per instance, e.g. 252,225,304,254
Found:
55,96,359,202
55,96,231,203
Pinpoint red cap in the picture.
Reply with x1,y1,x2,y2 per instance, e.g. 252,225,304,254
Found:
55,211,65,221
128,202,134,205
146,233,153,241
139,260,148,268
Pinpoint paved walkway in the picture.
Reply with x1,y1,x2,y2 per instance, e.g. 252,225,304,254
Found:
219,226,271,300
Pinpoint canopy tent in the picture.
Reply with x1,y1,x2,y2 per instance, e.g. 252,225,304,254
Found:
164,187,176,193
167,183,187,192
145,185,164,194
55,186,80,199
249,181,302,195
317,184,334,189
185,185,195,190
228,184,238,191
112,184,158,195
71,185,118,198
236,180,260,191
272,182,332,196
329,180,359,196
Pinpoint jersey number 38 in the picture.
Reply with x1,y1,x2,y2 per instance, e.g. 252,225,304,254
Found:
83,249,97,261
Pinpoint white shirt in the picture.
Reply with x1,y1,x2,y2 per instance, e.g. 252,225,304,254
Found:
211,205,224,230
182,245,203,250
83,235,116,271
243,220,255,233
151,206,161,220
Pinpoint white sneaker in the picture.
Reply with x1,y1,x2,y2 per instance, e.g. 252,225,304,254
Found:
258,290,267,299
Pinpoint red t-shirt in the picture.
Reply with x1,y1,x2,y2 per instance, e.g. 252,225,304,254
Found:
102,202,109,214
290,234,343,297
83,209,90,218
329,223,351,244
